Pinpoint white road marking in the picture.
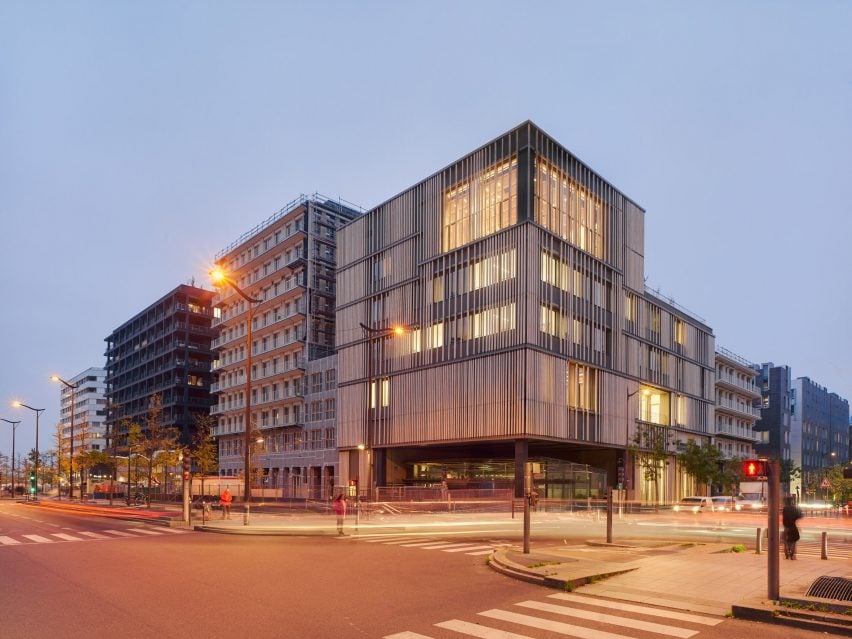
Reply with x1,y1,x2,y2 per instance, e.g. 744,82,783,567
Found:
436,619,535,638
102,529,135,537
51,533,84,542
158,527,187,534
515,600,698,638
549,593,722,626
400,541,458,547
467,549,496,556
0,536,21,545
479,608,639,639
78,531,109,539
22,535,53,543
443,545,495,553
126,528,163,536
384,632,437,639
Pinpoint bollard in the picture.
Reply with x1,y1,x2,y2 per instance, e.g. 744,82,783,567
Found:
821,531,828,560
756,527,762,554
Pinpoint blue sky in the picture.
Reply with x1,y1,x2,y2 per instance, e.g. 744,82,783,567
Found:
1,1,850,457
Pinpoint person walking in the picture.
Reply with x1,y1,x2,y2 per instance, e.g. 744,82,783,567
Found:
220,487,233,520
782,495,803,559
332,494,347,535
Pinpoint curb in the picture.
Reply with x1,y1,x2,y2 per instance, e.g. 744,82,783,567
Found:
732,600,852,637
488,547,638,591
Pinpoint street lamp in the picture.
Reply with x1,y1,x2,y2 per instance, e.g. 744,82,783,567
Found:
51,375,79,500
0,418,20,499
12,401,44,500
359,322,409,499
624,387,650,497
211,267,262,526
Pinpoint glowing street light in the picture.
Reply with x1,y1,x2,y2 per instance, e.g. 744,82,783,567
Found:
51,375,80,500
12,401,44,500
358,322,411,500
210,266,262,525
0,418,20,498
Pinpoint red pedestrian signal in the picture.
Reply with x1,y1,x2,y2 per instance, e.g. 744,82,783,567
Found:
742,459,767,478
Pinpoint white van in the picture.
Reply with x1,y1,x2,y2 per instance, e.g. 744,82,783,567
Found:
673,496,713,513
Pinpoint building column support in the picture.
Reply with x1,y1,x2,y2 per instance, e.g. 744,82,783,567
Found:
514,439,528,498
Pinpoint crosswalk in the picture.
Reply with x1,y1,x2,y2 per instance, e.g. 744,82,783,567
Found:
790,540,851,560
384,591,724,639
341,533,508,556
0,526,189,547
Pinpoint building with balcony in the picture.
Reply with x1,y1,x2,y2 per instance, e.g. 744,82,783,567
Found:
210,194,360,492
752,363,792,463
790,376,849,500
335,121,716,503
713,347,760,459
105,284,216,446
56,367,108,491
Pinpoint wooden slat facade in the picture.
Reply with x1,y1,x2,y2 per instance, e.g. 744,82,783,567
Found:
336,121,716,500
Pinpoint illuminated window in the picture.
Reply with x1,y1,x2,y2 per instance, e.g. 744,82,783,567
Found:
675,318,686,346
572,319,583,344
369,378,390,409
640,388,670,425
624,293,635,321
432,276,444,302
567,362,598,411
443,158,518,251
429,322,444,348
540,251,570,292
534,157,606,259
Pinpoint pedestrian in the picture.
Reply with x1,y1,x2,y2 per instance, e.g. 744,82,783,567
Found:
782,495,803,559
332,494,346,535
220,487,233,520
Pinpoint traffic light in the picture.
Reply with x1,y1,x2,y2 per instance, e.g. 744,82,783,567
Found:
181,449,191,482
742,459,767,478
29,473,36,494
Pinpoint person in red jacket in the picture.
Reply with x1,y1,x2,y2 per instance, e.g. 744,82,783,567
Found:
332,494,346,535
220,487,233,520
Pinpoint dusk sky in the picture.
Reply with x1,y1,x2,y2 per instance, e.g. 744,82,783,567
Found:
2,1,850,458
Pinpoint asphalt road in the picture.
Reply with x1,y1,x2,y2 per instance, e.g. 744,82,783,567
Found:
0,502,843,639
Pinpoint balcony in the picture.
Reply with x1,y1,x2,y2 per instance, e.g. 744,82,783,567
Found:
715,423,759,442
716,372,760,398
716,397,761,420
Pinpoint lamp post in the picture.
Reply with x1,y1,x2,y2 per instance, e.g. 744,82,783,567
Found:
0,419,20,499
51,375,79,500
12,402,44,500
359,322,408,500
211,267,262,526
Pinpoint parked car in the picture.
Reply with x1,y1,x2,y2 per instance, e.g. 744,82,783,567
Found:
673,496,713,513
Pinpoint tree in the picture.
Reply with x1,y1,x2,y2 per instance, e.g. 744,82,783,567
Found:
676,440,722,495
191,412,219,500
137,394,179,508
824,464,851,506
779,459,801,495
628,423,674,510
717,456,745,496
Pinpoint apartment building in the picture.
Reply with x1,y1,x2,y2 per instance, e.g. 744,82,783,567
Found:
790,376,850,499
752,363,792,463
335,121,716,502
105,284,216,445
713,347,760,459
56,367,108,492
210,194,359,496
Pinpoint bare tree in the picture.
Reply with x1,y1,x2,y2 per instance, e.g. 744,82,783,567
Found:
191,412,219,500
628,423,674,511
137,395,179,508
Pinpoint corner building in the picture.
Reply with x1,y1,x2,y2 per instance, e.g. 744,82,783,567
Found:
336,122,716,502
211,195,360,497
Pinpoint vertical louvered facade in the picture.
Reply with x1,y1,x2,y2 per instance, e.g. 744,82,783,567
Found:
336,121,715,502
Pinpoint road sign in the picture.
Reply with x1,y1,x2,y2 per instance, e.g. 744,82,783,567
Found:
820,478,831,489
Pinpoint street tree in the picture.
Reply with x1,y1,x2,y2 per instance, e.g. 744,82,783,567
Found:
676,440,722,495
628,423,674,510
191,412,219,500
138,394,179,508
